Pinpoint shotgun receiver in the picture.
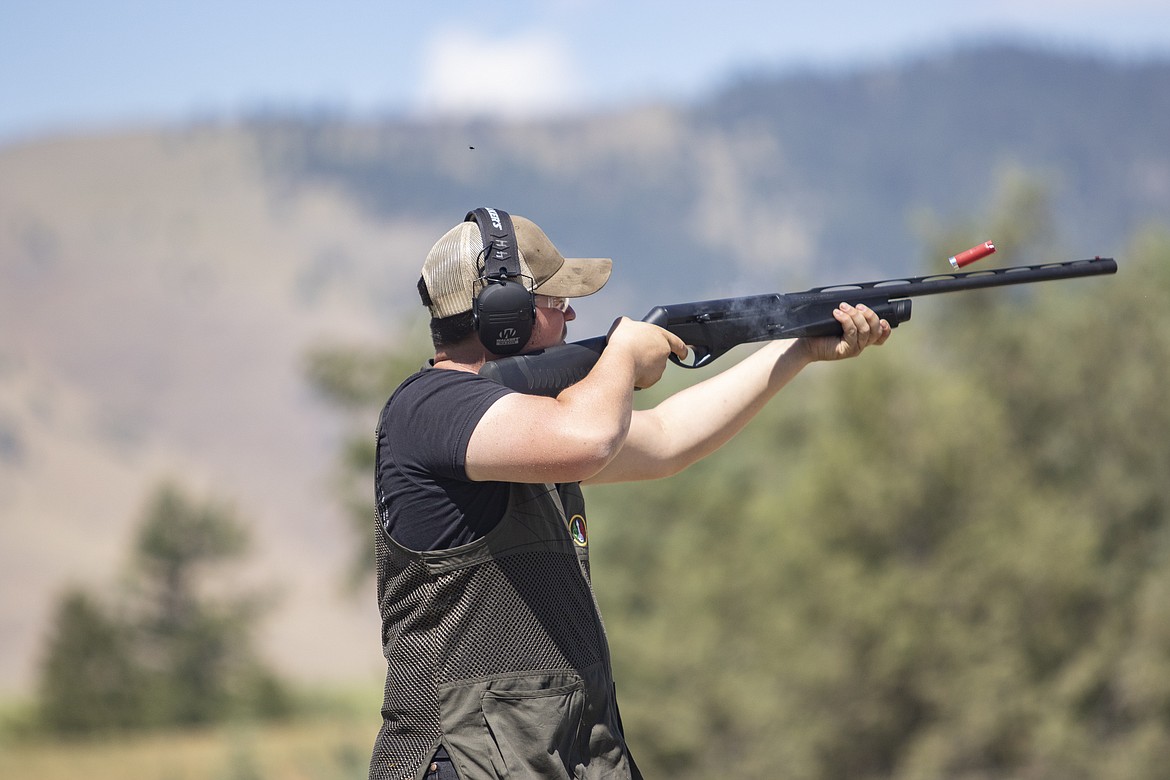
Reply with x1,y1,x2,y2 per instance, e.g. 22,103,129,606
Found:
479,256,1118,396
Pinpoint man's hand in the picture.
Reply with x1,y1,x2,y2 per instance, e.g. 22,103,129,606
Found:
605,317,688,389
799,302,891,362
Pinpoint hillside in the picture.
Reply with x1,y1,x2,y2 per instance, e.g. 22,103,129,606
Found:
1,43,1167,697
0,128,422,693
258,44,1169,293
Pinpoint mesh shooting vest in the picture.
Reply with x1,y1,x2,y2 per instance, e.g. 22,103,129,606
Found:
369,481,640,780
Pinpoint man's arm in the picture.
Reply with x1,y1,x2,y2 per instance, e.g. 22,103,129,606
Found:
584,303,891,485
464,318,687,485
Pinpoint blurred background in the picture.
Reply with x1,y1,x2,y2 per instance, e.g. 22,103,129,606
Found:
2,2,1169,778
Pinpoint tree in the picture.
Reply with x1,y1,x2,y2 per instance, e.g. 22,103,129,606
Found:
37,590,147,734
35,482,291,735
128,482,289,726
586,197,1170,779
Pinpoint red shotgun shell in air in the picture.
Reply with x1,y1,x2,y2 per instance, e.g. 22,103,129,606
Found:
949,241,996,269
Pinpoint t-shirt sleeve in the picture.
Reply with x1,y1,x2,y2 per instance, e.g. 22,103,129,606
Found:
392,370,514,480
376,369,516,550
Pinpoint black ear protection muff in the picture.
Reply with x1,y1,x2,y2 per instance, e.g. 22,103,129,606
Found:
467,207,535,355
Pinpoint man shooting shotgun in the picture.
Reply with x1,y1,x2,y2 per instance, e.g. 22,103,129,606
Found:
369,206,1114,780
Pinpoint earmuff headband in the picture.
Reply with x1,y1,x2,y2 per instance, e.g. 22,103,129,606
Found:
467,207,535,356
466,208,521,279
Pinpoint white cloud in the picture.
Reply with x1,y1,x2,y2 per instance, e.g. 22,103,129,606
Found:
415,29,584,119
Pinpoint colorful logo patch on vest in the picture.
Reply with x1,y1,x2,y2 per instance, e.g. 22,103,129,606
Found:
567,514,588,547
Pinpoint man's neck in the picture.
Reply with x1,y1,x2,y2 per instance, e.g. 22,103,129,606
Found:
433,339,489,373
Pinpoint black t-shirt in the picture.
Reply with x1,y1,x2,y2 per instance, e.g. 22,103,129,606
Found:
375,367,515,551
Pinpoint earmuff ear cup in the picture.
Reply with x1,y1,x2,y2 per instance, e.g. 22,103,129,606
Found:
474,278,535,355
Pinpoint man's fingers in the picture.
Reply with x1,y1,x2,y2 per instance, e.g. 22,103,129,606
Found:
854,304,875,342
667,331,688,360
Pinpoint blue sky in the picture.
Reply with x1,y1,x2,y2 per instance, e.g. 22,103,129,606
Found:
2,0,1169,144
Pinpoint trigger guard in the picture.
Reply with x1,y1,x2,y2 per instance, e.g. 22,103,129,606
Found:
670,347,714,369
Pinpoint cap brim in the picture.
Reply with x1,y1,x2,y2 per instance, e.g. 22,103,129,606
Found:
534,256,612,298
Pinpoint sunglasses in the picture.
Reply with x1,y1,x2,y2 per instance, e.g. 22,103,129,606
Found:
535,294,571,313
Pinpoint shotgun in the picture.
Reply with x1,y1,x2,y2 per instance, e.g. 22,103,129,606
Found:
479,256,1118,396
